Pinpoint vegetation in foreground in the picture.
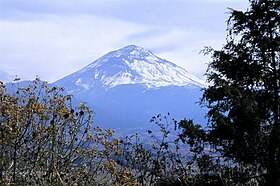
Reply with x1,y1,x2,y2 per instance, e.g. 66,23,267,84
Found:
0,79,221,185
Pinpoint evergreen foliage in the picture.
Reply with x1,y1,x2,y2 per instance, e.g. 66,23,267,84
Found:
179,0,280,185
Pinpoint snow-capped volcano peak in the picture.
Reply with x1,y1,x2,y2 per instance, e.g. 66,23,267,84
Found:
56,45,206,91
84,45,160,69
109,45,154,59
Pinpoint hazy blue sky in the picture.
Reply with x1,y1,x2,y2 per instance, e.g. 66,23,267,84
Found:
0,0,249,82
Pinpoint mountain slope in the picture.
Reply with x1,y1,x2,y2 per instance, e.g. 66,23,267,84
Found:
54,45,206,129
56,45,205,92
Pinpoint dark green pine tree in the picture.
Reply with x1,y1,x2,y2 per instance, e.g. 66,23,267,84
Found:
201,0,279,185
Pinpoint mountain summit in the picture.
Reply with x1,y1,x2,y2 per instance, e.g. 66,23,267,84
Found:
54,45,206,129
56,45,205,91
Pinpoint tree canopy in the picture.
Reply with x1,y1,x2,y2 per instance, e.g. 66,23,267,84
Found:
195,0,280,185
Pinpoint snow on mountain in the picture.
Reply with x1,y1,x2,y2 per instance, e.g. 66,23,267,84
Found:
56,45,205,91
52,45,208,129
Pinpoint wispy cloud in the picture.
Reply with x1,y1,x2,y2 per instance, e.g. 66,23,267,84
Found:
0,0,248,82
0,15,152,82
